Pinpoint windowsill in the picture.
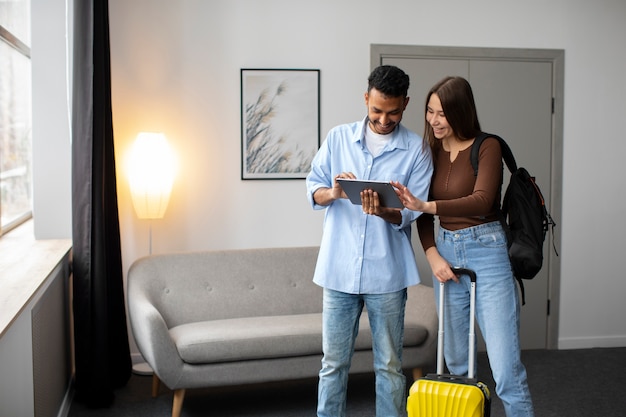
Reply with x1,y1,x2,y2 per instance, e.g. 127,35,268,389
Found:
0,220,72,338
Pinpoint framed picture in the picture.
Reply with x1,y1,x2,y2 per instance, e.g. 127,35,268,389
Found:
241,68,320,179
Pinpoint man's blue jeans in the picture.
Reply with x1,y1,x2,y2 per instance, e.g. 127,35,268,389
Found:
436,221,534,417
317,288,407,417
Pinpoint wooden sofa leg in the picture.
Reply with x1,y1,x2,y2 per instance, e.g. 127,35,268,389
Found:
412,367,424,380
172,388,186,417
151,374,160,398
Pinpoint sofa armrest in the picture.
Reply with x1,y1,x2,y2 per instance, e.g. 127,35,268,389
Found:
405,284,438,368
406,284,437,327
128,293,185,387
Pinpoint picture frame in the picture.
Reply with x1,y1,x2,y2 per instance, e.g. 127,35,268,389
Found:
241,68,320,180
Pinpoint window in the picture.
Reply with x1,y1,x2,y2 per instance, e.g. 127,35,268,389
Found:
0,0,32,235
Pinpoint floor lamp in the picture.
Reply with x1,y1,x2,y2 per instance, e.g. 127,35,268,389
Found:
127,132,176,375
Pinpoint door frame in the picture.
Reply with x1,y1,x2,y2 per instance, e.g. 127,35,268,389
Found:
371,44,564,349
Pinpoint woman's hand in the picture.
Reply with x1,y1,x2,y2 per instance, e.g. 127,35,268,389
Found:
390,181,436,214
425,247,459,283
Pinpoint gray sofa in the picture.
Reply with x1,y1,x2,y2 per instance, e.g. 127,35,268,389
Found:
127,246,437,417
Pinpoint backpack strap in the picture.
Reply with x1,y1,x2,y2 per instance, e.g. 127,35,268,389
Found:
470,132,518,176
469,131,516,244
470,132,526,304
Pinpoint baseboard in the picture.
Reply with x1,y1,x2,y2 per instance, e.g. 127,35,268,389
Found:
558,335,626,350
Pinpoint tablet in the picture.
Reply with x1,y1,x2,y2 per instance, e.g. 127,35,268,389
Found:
336,178,404,209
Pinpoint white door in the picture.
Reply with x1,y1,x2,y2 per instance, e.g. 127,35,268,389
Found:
375,45,562,350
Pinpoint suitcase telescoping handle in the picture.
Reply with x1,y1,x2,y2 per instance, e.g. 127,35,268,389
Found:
437,267,478,378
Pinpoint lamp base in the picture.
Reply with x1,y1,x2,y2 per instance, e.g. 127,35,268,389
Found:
132,361,154,376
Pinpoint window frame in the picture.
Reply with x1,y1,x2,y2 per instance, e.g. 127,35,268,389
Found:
0,19,33,236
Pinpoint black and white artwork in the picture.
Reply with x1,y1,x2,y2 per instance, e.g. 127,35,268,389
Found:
241,69,320,179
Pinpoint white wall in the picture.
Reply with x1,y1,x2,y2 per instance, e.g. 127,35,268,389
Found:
31,0,72,239
46,0,619,352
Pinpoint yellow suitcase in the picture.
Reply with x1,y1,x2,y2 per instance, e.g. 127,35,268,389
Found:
407,268,491,417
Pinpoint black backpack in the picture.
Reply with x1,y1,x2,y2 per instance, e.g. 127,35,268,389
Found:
470,133,557,304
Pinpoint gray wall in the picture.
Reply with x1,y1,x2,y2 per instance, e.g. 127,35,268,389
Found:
0,258,72,417
32,0,626,353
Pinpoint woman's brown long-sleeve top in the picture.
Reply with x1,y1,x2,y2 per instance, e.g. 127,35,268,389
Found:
417,137,504,252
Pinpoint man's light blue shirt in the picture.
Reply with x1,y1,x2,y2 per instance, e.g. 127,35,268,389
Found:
306,117,433,294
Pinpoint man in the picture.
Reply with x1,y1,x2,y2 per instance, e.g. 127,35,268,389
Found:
306,65,433,417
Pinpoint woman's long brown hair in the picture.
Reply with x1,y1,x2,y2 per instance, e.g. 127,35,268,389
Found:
423,76,482,156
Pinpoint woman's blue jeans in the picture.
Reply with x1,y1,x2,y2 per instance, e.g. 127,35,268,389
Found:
435,221,534,417
317,288,407,417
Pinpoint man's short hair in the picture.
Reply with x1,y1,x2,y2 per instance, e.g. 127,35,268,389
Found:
368,65,410,98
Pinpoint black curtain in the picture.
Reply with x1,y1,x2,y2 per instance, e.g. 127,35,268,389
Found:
71,0,131,407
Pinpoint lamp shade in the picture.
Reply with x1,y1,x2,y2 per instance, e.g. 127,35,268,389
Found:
128,132,176,219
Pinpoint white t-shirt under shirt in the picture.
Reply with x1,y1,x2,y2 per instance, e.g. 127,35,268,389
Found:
364,124,391,157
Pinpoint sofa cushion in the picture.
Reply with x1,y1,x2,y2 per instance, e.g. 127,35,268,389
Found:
169,313,429,364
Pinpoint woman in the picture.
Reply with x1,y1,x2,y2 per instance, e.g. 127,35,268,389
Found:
392,76,534,417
